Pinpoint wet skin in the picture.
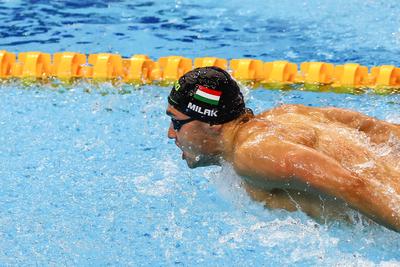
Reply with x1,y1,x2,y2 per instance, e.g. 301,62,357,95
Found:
167,104,400,232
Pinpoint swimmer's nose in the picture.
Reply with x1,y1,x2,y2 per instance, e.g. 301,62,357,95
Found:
168,123,176,139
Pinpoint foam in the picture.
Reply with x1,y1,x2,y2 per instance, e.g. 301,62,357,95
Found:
200,160,399,265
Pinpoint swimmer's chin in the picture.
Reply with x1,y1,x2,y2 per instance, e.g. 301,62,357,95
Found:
184,156,222,169
186,161,210,169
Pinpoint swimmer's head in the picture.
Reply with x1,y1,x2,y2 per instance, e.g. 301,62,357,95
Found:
166,67,250,168
168,66,247,125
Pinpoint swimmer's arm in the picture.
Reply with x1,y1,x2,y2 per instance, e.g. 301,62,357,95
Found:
234,138,400,232
242,181,351,223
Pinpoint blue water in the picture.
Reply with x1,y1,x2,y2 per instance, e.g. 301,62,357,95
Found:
0,0,400,266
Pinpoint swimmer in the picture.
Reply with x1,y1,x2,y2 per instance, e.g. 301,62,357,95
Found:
166,67,400,232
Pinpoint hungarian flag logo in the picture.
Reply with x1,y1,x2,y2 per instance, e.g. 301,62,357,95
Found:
193,85,222,106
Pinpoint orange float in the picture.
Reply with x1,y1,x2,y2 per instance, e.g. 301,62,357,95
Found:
53,52,86,79
15,51,52,78
262,61,297,85
87,53,123,79
230,59,264,82
0,50,16,78
123,54,155,84
194,57,227,69
157,56,192,82
300,62,334,84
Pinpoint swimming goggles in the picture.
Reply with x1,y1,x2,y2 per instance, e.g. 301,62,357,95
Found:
171,117,196,131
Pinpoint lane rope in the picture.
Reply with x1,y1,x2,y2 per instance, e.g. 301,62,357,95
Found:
1,50,399,94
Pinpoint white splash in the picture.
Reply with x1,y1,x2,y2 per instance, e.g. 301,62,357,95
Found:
385,113,400,124
133,156,181,197
133,175,170,197
203,162,253,208
237,82,251,103
352,160,376,174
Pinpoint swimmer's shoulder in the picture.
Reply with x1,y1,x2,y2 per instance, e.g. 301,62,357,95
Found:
234,105,319,149
257,104,347,125
234,104,307,142
257,104,316,118
234,115,274,143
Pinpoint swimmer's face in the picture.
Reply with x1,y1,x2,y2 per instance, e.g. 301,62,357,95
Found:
166,105,222,168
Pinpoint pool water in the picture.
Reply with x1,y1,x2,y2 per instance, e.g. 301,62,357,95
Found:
1,0,400,266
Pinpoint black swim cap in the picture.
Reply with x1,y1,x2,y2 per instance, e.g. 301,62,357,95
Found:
168,66,246,124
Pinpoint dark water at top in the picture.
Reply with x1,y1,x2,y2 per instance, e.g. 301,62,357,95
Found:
1,0,399,66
